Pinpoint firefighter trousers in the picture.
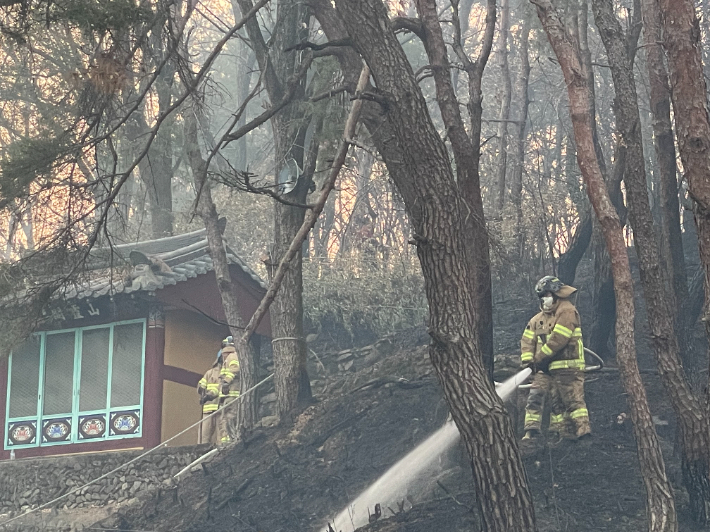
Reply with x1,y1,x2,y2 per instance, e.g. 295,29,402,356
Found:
524,371,574,437
553,368,591,438
198,411,217,445
218,397,239,444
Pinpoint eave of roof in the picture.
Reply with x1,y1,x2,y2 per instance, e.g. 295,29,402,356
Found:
61,228,265,301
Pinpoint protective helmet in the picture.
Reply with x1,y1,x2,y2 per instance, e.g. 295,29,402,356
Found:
535,276,563,297
222,335,235,347
534,275,577,299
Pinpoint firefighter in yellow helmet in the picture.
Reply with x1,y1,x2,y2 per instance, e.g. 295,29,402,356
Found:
520,276,591,444
196,353,221,444
218,336,240,444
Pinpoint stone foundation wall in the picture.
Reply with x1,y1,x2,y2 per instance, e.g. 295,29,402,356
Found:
0,445,210,514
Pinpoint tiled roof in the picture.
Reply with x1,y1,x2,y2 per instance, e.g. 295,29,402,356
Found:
61,228,265,300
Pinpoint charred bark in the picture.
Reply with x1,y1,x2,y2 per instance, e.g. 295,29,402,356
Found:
660,0,710,522
641,0,690,367
534,0,677,527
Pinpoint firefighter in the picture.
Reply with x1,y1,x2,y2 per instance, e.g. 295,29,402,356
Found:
196,354,221,444
520,276,591,443
218,336,240,444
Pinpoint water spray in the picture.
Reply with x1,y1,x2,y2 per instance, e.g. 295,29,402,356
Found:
324,368,532,532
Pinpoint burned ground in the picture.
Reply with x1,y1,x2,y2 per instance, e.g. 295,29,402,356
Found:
80,324,704,532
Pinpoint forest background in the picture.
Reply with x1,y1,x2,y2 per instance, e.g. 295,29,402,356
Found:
0,0,710,530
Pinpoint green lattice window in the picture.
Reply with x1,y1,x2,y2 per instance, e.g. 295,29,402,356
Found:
5,320,146,450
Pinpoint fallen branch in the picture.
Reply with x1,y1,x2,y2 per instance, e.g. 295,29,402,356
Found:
349,376,431,394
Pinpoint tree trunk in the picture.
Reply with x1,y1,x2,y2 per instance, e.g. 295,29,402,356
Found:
595,1,695,528
660,0,710,522
534,1,677,527
578,0,620,359
494,0,512,215
184,115,259,436
144,32,175,239
452,0,496,379
452,0,474,93
557,212,592,285
510,8,531,251
641,0,691,366
230,1,257,171
235,0,313,422
325,1,537,529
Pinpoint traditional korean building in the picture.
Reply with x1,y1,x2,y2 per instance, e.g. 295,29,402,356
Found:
0,228,270,460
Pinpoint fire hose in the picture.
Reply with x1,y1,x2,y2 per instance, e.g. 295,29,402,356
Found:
506,347,604,390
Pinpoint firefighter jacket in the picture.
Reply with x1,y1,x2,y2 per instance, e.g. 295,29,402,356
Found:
197,365,221,414
520,299,585,371
219,346,241,399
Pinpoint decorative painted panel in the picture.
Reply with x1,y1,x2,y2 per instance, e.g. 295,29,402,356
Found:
78,414,107,440
42,418,72,443
7,421,37,446
110,410,140,436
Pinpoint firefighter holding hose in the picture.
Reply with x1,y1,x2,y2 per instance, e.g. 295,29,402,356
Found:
520,276,591,445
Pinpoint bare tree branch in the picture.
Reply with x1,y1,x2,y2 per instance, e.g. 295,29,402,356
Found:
240,65,370,342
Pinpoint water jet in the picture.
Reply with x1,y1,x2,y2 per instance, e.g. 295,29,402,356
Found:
324,368,532,532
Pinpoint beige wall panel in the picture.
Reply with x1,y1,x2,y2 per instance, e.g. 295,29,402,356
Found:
164,309,228,374
161,380,201,446
161,310,228,445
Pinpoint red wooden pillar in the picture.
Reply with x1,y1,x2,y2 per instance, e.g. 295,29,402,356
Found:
143,305,165,448
0,358,8,460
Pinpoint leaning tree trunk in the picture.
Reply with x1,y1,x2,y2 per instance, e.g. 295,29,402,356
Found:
660,0,710,522
184,115,259,436
534,0,677,527
328,0,537,529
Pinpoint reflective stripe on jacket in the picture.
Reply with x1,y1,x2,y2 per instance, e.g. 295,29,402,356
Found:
198,365,221,414
219,346,240,399
520,299,584,371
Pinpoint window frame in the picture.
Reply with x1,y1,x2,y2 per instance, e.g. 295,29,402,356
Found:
4,319,146,450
